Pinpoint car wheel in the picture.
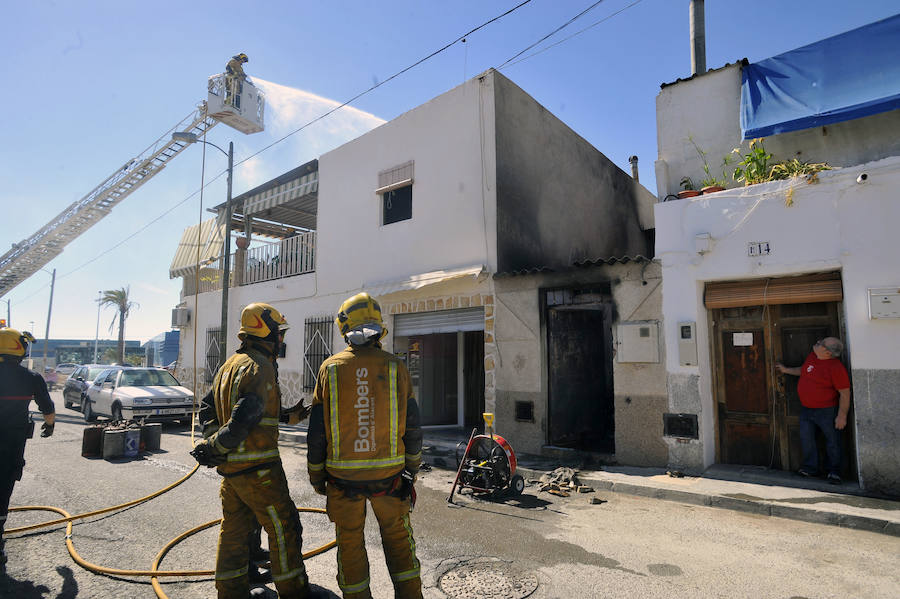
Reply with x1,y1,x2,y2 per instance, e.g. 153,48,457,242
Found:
64,393,73,409
112,404,124,422
83,400,97,423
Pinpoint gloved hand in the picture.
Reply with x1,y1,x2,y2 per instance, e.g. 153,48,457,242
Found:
280,399,312,425
40,421,54,437
190,439,227,467
310,477,326,496
391,469,416,500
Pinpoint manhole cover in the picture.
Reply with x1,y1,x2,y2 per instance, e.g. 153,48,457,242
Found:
439,562,538,599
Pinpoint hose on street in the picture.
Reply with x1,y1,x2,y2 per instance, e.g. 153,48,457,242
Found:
7,462,336,599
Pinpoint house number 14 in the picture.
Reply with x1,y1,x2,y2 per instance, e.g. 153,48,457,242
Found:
748,241,771,256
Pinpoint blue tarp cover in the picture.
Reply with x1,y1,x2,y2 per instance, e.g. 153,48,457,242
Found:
741,14,900,139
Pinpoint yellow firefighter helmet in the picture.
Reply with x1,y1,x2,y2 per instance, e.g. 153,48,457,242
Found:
238,303,289,341
0,327,33,357
336,292,387,344
236,53,249,63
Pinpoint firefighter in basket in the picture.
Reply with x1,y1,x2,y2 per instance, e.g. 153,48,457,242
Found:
225,52,249,108
307,293,423,599
0,328,55,571
190,303,310,599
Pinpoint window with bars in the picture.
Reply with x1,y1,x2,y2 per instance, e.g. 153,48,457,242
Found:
303,317,333,391
205,327,224,384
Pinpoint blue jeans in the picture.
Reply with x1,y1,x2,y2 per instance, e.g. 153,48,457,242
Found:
799,405,841,476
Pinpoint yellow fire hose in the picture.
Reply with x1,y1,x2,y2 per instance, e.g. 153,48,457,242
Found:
7,463,336,599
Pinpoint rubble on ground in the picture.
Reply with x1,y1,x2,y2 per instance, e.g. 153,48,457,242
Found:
537,467,592,497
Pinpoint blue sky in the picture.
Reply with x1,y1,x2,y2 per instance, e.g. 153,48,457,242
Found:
2,0,897,344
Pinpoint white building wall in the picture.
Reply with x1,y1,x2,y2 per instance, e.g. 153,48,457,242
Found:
655,157,900,488
316,72,498,296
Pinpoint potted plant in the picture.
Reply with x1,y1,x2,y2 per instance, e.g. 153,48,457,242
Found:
688,136,729,194
678,176,701,199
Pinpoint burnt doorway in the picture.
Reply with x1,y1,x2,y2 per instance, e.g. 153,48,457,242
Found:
463,330,485,429
711,301,853,475
546,289,614,452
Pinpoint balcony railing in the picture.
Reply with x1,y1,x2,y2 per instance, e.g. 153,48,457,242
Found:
182,231,315,296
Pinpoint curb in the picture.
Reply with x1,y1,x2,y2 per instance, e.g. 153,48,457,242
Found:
279,432,899,537
517,466,900,537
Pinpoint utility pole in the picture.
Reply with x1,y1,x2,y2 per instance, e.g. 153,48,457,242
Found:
220,141,234,359
93,290,102,363
42,268,56,369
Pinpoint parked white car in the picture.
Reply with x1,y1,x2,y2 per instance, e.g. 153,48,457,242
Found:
82,367,194,423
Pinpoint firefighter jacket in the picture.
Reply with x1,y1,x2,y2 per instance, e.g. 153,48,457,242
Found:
308,344,422,484
225,57,246,79
211,343,282,476
0,359,55,432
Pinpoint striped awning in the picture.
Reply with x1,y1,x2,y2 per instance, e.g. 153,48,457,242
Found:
363,265,487,299
243,171,318,217
169,218,225,279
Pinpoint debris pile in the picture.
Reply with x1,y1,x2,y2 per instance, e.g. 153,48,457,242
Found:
537,467,593,497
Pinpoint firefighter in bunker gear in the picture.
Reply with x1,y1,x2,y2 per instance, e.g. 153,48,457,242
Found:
0,328,55,569
191,303,310,599
307,293,424,599
225,53,249,108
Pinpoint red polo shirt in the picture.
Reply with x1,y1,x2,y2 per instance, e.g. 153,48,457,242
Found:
797,352,850,408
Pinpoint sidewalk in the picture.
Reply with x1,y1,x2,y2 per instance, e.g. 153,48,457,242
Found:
279,425,900,537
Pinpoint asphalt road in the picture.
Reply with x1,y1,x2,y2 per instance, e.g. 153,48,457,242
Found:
3,392,898,598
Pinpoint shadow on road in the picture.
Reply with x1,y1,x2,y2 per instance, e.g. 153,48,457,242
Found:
0,565,78,599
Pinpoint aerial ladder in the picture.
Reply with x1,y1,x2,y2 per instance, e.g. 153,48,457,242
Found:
0,71,265,298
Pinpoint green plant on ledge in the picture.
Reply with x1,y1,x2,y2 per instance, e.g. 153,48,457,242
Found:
732,138,831,186
732,138,773,185
680,176,695,191
688,136,731,188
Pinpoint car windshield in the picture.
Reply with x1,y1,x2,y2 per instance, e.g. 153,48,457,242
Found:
119,369,180,387
87,367,106,380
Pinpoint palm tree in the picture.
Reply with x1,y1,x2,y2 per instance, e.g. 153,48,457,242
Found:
99,287,139,364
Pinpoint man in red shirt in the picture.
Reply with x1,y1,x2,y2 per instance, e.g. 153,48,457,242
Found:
776,337,850,484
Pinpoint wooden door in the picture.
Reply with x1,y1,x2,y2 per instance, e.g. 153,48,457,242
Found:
717,321,772,466
712,302,849,472
772,302,846,473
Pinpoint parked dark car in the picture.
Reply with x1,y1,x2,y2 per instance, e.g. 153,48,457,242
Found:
63,364,108,410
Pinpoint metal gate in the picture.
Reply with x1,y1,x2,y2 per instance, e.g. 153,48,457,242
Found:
205,327,223,383
303,317,333,390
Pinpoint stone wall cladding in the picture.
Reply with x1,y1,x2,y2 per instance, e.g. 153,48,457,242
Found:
852,369,900,497
383,292,495,412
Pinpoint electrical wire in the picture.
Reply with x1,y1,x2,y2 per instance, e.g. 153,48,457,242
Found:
503,0,645,68
497,0,609,69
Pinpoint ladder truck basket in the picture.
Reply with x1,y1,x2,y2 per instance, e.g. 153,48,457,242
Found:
208,73,265,134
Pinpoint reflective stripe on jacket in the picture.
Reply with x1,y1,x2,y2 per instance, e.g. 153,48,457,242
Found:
213,346,281,475
313,345,413,482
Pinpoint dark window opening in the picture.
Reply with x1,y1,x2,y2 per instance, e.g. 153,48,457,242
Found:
663,413,699,439
515,401,534,422
383,185,412,225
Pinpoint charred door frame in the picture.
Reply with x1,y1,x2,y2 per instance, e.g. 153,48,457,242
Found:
542,285,615,452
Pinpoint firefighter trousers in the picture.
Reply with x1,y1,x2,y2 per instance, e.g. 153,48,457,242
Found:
0,432,28,535
215,462,309,599
326,483,422,599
